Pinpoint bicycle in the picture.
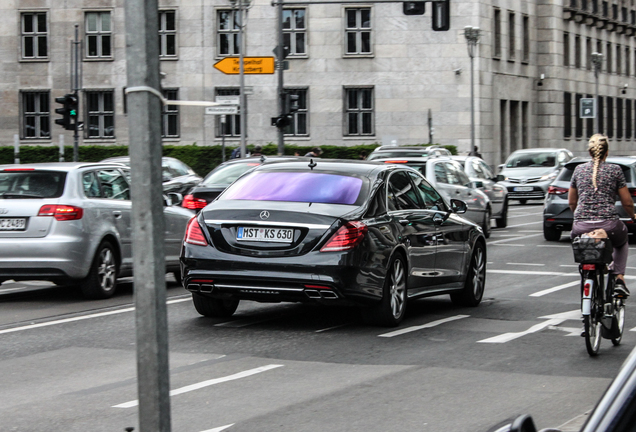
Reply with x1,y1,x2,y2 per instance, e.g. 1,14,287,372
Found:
572,236,626,356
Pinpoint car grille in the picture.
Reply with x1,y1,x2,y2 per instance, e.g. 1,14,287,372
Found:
507,176,543,184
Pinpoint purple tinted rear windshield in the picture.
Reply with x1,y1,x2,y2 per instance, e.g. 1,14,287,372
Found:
222,172,363,205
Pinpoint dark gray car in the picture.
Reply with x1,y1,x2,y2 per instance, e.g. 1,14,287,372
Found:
542,156,636,241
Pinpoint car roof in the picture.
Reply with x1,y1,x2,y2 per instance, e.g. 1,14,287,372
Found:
249,158,397,177
0,162,128,171
509,148,569,154
373,156,451,162
101,156,181,163
564,156,636,168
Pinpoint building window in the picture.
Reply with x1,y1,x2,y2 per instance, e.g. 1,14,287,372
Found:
85,90,114,138
345,8,372,55
21,12,48,60
159,10,177,58
575,94,583,138
564,33,570,67
215,88,241,137
345,87,374,136
627,47,631,77
217,10,240,56
283,9,306,56
493,8,502,58
508,11,515,60
586,94,594,138
617,98,624,139
617,44,622,75
564,92,572,138
21,91,50,139
574,35,581,68
283,88,308,136
598,96,604,132
522,15,529,62
607,96,614,137
626,99,632,139
607,42,612,73
586,38,592,70
85,12,112,58
161,89,179,138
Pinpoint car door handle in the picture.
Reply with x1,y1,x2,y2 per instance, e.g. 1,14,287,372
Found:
113,211,122,219
399,219,410,225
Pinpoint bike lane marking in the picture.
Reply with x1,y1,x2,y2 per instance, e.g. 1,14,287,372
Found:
530,281,580,297
378,315,469,338
200,425,234,432
113,364,284,408
477,310,580,343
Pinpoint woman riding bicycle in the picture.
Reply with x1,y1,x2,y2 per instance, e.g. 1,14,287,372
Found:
569,134,635,298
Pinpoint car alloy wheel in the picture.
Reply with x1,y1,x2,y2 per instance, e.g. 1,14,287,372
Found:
451,241,486,307
81,241,118,299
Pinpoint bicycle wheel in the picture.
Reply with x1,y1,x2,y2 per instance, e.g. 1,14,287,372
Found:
611,299,625,346
584,279,603,356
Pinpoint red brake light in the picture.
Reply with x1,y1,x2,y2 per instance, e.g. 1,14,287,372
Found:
629,188,636,197
184,217,208,246
383,160,408,164
547,186,568,195
3,168,35,171
583,282,591,296
38,205,83,221
320,221,367,252
582,264,596,271
182,194,208,210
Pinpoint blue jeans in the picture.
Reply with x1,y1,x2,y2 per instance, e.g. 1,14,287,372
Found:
571,219,629,275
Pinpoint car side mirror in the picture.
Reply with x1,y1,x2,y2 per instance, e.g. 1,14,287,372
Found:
166,192,183,206
509,414,539,432
496,174,506,182
450,199,467,214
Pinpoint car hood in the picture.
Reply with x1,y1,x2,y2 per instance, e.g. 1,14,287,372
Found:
500,166,557,179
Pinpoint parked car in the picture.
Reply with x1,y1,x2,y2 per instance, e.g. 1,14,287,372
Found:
498,148,574,204
0,162,193,298
451,155,509,228
182,156,305,210
375,157,493,237
101,156,202,195
367,145,452,161
492,345,636,432
181,159,487,326
543,156,636,241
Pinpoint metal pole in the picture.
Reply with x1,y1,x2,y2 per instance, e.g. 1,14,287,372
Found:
59,134,65,162
13,134,19,164
73,24,80,162
591,52,603,134
238,0,247,158
464,26,480,156
428,109,433,145
124,1,172,431
221,114,227,162
276,0,285,155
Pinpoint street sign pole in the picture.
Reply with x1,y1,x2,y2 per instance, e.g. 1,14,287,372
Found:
276,0,285,155
221,114,227,162
238,0,247,158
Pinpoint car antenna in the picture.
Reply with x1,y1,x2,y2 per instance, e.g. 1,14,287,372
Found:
308,159,317,170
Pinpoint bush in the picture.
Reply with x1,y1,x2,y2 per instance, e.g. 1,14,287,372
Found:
1,142,456,177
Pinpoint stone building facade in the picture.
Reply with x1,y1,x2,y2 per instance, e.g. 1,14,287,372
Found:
1,0,635,167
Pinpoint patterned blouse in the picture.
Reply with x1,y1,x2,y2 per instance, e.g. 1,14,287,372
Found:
571,161,626,221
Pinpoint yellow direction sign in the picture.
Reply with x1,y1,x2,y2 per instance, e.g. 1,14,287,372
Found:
214,57,275,74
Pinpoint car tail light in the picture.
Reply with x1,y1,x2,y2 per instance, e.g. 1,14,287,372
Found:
182,194,208,210
629,188,636,197
547,185,568,195
582,264,596,271
304,284,332,290
38,205,83,221
184,217,208,246
320,221,367,252
383,160,408,164
3,168,35,171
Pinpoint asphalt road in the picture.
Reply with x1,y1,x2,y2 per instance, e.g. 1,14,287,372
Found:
1,202,634,432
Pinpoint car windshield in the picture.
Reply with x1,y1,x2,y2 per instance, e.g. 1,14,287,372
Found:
202,162,260,186
505,152,557,168
221,171,364,205
0,170,66,198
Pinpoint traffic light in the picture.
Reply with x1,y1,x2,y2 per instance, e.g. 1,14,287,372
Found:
432,0,451,31
285,93,299,115
54,93,78,131
403,2,425,15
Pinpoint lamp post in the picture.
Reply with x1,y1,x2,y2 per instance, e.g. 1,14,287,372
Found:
591,52,603,134
230,0,248,157
464,26,480,156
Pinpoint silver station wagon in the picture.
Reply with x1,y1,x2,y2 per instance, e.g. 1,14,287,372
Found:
0,162,193,298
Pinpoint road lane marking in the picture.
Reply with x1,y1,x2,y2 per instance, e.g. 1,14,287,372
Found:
548,326,581,336
537,244,571,248
530,281,580,297
490,244,526,246
478,310,580,343
506,263,545,267
488,233,542,245
378,315,469,338
509,212,544,218
201,424,235,432
316,323,350,333
507,221,542,228
488,269,578,276
519,230,542,233
0,296,190,335
113,364,284,408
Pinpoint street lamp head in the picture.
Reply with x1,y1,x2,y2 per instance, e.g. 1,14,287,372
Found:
464,26,481,44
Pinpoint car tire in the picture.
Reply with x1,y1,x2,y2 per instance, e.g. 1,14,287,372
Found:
519,199,527,205
481,207,492,238
81,240,118,300
192,293,239,318
451,241,486,307
543,225,561,241
361,254,408,327
495,199,508,229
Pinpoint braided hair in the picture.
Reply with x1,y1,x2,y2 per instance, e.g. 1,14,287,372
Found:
587,133,609,191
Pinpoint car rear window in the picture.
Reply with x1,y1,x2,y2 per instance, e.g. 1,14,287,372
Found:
506,152,557,168
202,162,260,186
369,151,431,160
221,171,364,205
559,163,632,183
0,170,66,198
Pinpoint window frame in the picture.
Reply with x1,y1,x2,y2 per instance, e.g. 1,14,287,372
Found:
343,7,373,57
161,88,180,138
344,86,374,137
215,87,241,138
508,11,515,61
159,9,178,59
84,89,115,139
20,90,50,140
493,8,502,59
20,11,49,61
283,87,309,137
283,8,307,57
217,9,241,57
522,14,529,63
85,11,113,60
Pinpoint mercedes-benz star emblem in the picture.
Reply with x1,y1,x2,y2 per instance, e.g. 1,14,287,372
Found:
260,211,270,220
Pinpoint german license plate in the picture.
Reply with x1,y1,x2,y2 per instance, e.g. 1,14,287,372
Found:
0,218,26,231
514,186,533,192
237,226,293,243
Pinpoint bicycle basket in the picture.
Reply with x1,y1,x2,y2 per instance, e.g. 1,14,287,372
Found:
571,236,613,264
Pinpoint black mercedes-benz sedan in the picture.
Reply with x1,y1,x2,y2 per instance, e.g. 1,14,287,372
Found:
180,159,487,326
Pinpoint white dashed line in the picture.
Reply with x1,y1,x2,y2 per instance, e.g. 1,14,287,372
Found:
378,315,469,338
530,281,580,297
506,263,545,267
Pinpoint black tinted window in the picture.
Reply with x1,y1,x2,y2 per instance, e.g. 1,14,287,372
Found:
387,171,420,211
408,172,445,210
0,170,66,198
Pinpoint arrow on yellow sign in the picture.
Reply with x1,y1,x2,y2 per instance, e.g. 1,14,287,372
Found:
214,57,275,74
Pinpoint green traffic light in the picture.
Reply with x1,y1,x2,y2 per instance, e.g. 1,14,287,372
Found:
70,110,77,116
